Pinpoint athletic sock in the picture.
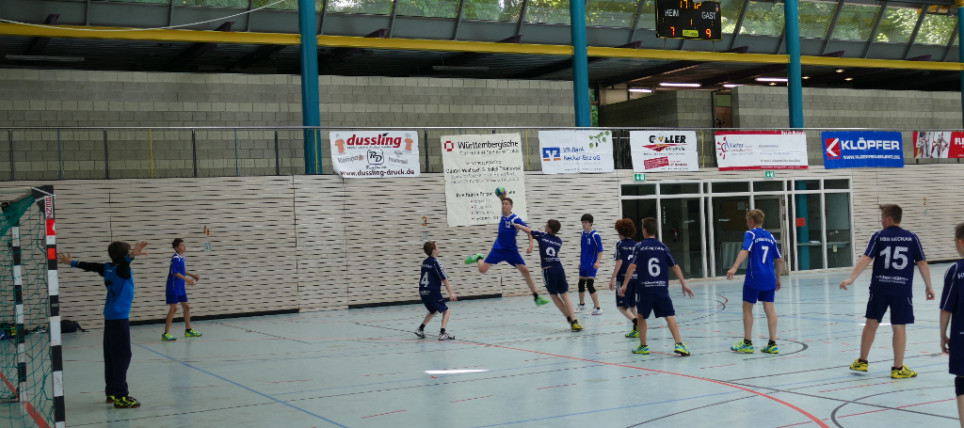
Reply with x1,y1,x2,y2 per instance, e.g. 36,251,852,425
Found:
744,339,752,345
768,340,776,346
532,293,539,300
418,324,426,331
567,317,573,323
892,366,902,371
440,328,446,334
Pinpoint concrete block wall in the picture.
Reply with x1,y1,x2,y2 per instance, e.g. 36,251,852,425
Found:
0,69,575,180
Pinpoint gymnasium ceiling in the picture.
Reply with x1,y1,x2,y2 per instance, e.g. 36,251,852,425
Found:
0,0,962,93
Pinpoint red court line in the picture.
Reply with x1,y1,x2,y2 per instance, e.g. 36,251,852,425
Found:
487,342,829,428
0,370,51,428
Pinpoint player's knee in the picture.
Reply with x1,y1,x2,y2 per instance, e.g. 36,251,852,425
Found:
956,376,964,396
578,279,586,293
586,279,596,294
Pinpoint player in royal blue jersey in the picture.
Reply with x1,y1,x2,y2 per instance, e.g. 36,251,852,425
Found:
940,222,964,426
465,197,549,306
842,204,935,378
514,219,584,332
726,209,784,354
577,214,604,315
416,241,458,340
609,219,639,338
620,217,694,356
162,238,202,341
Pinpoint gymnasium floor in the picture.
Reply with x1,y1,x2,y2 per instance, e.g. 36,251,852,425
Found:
62,265,960,428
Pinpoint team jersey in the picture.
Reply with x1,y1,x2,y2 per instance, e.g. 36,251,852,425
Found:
493,213,528,251
628,238,677,294
613,238,637,279
742,228,782,290
864,226,926,297
419,257,448,295
531,230,563,268
72,256,136,320
580,229,604,269
940,260,964,375
166,253,186,292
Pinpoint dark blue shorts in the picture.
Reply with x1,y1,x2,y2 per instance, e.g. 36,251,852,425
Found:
166,290,188,305
420,291,448,314
616,276,636,308
579,267,598,278
950,334,964,376
865,293,914,324
484,249,526,267
636,291,675,319
541,264,569,295
743,287,775,304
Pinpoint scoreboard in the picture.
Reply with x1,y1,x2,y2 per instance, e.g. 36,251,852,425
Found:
656,0,722,41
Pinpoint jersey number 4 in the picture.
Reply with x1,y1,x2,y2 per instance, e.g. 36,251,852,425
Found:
420,272,430,287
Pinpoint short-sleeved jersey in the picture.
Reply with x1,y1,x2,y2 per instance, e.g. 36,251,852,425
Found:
613,238,637,279
864,226,926,297
628,238,677,295
419,257,448,294
742,228,782,290
531,230,563,268
166,253,186,292
493,213,527,251
580,229,604,269
940,260,964,375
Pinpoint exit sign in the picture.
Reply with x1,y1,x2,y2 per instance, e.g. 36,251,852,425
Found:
764,171,775,178
634,173,646,181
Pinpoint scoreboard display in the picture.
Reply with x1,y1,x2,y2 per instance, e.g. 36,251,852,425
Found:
656,0,722,41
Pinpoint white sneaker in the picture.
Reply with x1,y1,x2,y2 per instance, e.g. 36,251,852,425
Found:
576,304,586,313
439,332,455,341
590,308,603,315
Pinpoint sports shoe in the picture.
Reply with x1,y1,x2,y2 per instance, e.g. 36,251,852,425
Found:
731,340,754,353
113,396,140,409
438,332,455,341
105,395,115,404
761,343,779,354
891,366,917,379
632,344,650,355
570,320,584,332
534,296,550,306
849,359,869,372
674,342,691,356
161,333,176,341
576,304,586,313
625,329,639,338
464,254,483,264
590,308,603,316
185,329,202,338
414,329,426,339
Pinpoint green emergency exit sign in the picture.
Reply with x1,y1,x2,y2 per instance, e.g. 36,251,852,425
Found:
634,173,646,181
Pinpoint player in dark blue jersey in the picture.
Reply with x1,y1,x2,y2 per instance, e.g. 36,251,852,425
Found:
940,222,964,425
842,204,934,378
465,197,549,306
58,240,148,409
514,219,584,332
577,214,605,315
416,241,458,340
726,209,783,354
620,218,694,356
162,238,202,342
609,219,639,338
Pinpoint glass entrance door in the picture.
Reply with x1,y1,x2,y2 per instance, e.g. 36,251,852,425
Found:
754,196,788,274
711,196,750,276
660,198,705,278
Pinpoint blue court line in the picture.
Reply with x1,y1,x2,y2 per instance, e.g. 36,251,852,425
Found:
135,343,348,428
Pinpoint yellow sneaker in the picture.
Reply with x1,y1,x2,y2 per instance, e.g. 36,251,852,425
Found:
849,359,868,372
891,366,917,379
570,320,583,332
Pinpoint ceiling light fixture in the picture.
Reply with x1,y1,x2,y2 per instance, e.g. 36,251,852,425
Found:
723,84,740,88
835,68,845,73
755,77,788,82
659,82,701,88
628,88,653,93
844,77,854,81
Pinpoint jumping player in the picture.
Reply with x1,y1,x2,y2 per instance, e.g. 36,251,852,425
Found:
515,219,584,331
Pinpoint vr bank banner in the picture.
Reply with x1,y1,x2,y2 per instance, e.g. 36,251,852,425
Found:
629,130,699,172
538,130,614,174
329,131,420,178
822,131,903,169
913,131,964,159
714,130,808,171
441,133,527,227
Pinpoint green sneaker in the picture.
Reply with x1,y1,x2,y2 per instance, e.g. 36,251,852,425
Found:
674,342,691,356
891,365,917,379
730,340,753,353
761,343,779,354
105,395,115,404
464,254,484,264
113,396,140,409
624,329,639,338
849,359,869,372
161,333,176,342
534,296,550,306
185,329,203,338
632,344,650,355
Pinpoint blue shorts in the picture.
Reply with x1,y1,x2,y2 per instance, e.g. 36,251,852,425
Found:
166,291,188,305
865,293,914,324
541,264,569,295
636,291,675,319
579,267,598,278
616,276,636,308
743,287,775,304
420,291,448,314
950,334,964,376
484,249,526,267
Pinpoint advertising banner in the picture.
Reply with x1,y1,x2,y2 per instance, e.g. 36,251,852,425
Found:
629,130,699,172
329,131,420,178
822,131,903,169
913,131,964,159
538,130,614,174
441,133,527,227
714,130,808,171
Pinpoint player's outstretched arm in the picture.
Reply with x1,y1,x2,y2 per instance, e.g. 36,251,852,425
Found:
726,250,749,280
57,251,72,265
840,255,873,290
672,265,694,298
513,223,531,234
131,241,149,257
918,260,935,300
